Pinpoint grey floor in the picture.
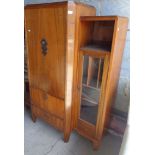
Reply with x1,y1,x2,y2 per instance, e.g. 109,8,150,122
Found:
24,109,122,155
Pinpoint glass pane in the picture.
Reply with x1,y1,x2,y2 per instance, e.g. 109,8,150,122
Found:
80,55,104,125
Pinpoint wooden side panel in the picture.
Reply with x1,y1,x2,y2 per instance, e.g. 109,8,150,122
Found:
30,88,64,119
64,2,96,141
78,21,94,47
25,4,67,99
71,3,96,130
64,2,77,141
96,17,128,141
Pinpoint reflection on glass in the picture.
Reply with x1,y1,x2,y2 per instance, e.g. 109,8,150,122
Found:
80,55,104,125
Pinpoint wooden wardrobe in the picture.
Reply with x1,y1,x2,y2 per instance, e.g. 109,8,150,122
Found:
24,1,96,143
25,1,128,150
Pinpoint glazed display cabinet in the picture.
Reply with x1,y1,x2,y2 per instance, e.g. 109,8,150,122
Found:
74,16,128,149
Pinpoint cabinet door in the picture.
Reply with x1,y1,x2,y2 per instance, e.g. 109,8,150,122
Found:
25,5,67,99
78,53,110,126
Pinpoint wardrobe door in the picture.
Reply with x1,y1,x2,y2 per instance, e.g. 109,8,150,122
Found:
25,5,67,99
80,55,107,123
79,55,105,124
77,51,110,139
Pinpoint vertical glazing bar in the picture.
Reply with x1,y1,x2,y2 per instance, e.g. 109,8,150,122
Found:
87,56,94,86
97,58,101,88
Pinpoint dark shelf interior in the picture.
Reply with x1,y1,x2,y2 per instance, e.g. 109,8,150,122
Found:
80,20,115,54
80,42,111,53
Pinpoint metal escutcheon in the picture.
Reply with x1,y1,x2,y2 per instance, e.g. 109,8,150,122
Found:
41,38,48,56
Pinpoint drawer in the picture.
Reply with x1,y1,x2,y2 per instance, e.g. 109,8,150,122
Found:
30,87,64,119
32,105,64,131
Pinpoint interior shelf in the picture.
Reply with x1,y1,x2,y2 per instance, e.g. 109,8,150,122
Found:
81,84,100,108
80,43,111,53
82,83,100,91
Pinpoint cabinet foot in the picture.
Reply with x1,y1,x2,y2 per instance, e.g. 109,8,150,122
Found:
93,140,100,150
31,113,37,123
63,133,70,143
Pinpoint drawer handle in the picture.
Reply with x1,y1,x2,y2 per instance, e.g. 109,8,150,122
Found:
40,38,48,56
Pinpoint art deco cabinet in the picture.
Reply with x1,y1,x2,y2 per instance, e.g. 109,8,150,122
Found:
25,1,128,150
73,16,128,149
24,1,96,143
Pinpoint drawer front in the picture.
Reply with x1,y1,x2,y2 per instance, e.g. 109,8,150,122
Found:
30,87,64,119
32,105,64,131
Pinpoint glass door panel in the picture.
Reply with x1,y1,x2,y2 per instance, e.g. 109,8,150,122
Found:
80,55,104,125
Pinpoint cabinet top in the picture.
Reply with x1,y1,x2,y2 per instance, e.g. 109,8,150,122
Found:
80,16,128,21
24,1,95,9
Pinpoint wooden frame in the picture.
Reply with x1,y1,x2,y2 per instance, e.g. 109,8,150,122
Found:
76,49,110,149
